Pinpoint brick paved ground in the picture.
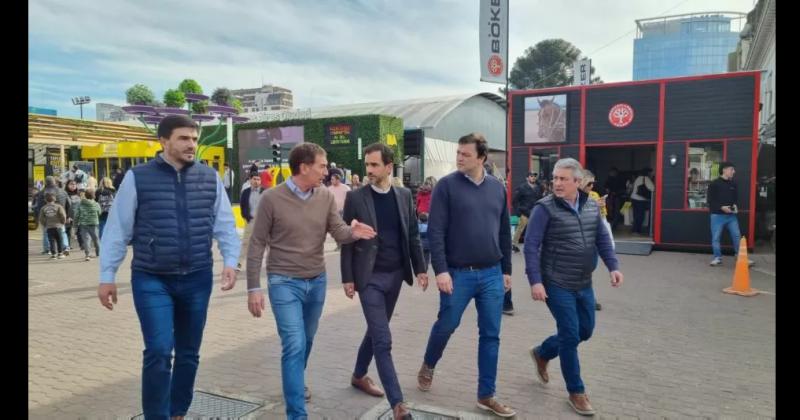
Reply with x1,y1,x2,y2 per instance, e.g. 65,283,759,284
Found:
29,230,775,419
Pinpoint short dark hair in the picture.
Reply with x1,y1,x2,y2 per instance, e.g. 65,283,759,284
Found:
331,173,341,180
250,173,260,179
458,133,488,162
720,161,735,174
418,212,429,222
363,143,395,165
84,189,95,200
289,143,326,176
45,193,56,202
157,115,198,140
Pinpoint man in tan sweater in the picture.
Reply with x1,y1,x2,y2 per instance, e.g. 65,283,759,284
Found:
246,143,376,420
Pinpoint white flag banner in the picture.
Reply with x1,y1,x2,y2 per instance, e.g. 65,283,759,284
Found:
573,59,591,86
479,0,508,84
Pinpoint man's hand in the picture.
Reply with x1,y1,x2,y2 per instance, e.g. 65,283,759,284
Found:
248,291,266,318
436,272,453,294
503,274,512,292
343,282,356,299
531,283,547,301
417,273,429,291
97,284,118,310
350,219,377,240
220,267,237,291
610,270,624,288
721,205,733,214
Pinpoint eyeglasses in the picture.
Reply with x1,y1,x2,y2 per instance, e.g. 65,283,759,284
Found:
587,182,595,186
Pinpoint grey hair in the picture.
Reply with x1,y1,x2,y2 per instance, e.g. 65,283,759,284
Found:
553,158,584,180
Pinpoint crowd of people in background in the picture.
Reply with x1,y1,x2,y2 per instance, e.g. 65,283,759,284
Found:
31,165,118,261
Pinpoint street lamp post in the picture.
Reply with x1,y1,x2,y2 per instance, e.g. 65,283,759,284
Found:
71,96,91,120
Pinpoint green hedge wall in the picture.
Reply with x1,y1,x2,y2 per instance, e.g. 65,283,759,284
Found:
201,114,404,202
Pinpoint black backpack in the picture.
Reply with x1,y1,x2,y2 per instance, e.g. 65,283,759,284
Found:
636,180,651,200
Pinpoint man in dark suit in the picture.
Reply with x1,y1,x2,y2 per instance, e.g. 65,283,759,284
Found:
341,143,428,420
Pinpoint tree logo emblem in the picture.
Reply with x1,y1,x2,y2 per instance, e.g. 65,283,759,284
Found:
608,103,634,128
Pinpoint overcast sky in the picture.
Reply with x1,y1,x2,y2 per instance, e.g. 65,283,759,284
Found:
29,0,756,119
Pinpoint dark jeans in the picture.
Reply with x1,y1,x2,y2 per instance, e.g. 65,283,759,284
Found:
535,283,595,394
503,290,513,310
353,269,404,408
65,223,83,249
131,268,213,419
46,227,64,255
423,263,504,399
632,199,650,234
80,225,100,257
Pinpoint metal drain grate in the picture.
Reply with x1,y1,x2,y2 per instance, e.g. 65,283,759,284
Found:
132,391,262,419
362,401,467,420
376,407,460,420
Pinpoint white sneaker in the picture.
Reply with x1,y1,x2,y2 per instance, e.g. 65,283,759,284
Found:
710,257,722,266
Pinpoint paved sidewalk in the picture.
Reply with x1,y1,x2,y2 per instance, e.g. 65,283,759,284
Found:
29,230,775,419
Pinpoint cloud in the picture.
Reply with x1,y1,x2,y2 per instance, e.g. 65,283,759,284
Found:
29,0,756,118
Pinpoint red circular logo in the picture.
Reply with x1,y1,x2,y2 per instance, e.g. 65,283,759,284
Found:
608,103,634,128
488,55,503,76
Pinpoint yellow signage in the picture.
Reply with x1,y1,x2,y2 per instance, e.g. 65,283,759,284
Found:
33,165,45,182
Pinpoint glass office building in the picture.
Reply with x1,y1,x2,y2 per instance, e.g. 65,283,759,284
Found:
633,13,746,81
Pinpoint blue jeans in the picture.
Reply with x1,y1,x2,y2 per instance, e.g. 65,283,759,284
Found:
535,283,595,394
42,225,69,252
353,269,404,408
131,268,213,420
99,215,108,239
710,214,742,258
268,272,327,420
423,264,504,400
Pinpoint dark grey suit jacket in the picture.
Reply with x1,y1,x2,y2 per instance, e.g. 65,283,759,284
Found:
340,185,426,292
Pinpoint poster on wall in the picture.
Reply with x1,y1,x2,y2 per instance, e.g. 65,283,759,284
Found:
237,126,304,173
325,123,354,147
524,94,568,143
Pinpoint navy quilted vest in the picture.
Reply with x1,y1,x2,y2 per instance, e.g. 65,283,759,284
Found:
131,154,218,275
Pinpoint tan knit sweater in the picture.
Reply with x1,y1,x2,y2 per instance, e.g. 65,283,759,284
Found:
246,182,354,289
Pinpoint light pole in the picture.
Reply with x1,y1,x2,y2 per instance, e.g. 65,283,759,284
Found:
71,96,91,120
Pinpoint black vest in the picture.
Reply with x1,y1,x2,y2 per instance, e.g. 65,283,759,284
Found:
539,192,600,290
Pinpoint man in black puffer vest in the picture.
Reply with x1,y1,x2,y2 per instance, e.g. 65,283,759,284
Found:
97,115,241,420
523,158,624,417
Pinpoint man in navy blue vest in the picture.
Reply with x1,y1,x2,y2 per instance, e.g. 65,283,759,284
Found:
417,133,516,418
524,158,624,416
97,115,241,420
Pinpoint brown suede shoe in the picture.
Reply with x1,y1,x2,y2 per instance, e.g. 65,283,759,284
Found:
568,393,596,416
529,346,549,384
393,402,413,419
417,363,434,392
476,397,516,418
351,374,385,397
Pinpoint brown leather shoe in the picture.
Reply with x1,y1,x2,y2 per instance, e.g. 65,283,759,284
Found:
477,397,516,418
393,402,413,419
351,374,384,397
529,346,549,384
568,393,596,416
417,363,434,392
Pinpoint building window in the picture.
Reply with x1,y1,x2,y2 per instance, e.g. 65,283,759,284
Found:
687,142,724,209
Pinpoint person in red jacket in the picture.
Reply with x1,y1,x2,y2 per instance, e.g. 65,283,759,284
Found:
416,176,436,216
260,163,274,189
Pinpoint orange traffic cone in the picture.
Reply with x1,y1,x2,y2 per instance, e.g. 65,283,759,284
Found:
723,237,759,297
